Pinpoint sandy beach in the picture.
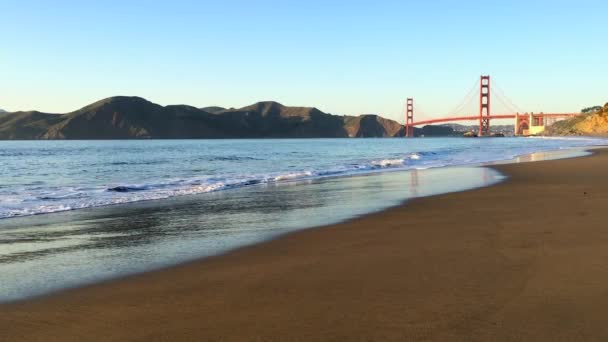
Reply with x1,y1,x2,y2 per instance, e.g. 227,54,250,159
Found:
2,148,608,341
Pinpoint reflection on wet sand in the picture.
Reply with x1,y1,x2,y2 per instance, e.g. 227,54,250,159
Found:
0,167,502,301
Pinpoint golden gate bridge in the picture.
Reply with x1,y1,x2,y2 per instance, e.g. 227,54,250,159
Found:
404,75,580,137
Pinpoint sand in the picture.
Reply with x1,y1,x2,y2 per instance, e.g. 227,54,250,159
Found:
2,149,608,341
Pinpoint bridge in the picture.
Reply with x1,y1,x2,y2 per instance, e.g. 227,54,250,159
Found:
404,76,580,137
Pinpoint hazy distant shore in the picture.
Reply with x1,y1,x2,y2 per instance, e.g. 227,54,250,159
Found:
2,147,608,340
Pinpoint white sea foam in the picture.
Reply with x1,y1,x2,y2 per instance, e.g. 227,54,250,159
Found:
0,160,422,218
370,159,405,167
1,137,607,219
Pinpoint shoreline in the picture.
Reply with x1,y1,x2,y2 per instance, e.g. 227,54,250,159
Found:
0,147,585,303
0,163,503,303
3,148,608,340
1,138,600,221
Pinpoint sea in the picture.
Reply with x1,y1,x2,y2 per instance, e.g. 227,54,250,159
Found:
0,137,606,301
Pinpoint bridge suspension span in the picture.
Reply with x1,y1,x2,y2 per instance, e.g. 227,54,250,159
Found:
404,75,580,137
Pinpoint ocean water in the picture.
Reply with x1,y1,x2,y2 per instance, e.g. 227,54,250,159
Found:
1,137,605,219
0,137,606,301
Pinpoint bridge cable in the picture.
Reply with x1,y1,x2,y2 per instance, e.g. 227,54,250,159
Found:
493,91,520,114
447,78,480,116
415,102,429,121
491,79,525,113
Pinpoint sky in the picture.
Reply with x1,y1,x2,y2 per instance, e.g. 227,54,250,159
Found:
1,0,607,122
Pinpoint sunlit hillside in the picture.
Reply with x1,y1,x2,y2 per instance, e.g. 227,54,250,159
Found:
546,103,608,135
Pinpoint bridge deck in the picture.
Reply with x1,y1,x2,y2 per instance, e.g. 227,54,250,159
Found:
411,113,579,126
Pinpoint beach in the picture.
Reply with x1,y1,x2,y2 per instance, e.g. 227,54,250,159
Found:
2,148,608,341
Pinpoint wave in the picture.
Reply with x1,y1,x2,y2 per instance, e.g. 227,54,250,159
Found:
2,137,608,220
527,136,607,142
0,156,430,219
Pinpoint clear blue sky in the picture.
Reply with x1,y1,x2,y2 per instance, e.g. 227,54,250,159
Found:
1,0,606,122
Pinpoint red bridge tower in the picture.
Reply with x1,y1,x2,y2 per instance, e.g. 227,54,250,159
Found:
479,75,491,136
405,98,414,137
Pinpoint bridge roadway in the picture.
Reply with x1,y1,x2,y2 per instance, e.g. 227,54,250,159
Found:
411,113,579,127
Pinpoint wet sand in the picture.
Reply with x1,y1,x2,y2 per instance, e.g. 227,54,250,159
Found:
2,149,608,341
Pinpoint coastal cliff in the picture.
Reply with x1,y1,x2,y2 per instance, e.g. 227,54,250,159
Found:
0,97,406,139
545,103,608,136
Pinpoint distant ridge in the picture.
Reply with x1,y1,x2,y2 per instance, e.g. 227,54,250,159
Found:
0,97,407,140
200,106,226,114
344,114,403,138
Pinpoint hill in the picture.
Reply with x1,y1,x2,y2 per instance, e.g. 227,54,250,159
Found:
344,114,403,137
0,111,64,139
0,97,406,139
545,103,608,136
200,106,226,114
